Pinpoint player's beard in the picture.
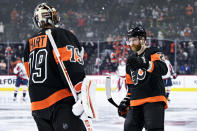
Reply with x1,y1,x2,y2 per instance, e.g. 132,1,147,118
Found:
131,42,141,52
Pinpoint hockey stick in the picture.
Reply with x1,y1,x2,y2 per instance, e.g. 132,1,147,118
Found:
105,76,119,108
45,29,77,101
46,29,93,130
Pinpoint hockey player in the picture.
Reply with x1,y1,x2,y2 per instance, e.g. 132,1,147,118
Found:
116,60,127,92
23,3,91,131
162,55,176,101
118,25,168,131
13,57,28,101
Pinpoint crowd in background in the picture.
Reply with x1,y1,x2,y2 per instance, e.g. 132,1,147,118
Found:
0,39,196,75
0,43,24,74
1,0,197,41
94,39,196,75
0,0,197,75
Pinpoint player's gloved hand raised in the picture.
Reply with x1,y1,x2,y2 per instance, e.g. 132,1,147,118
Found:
127,56,149,71
118,97,130,118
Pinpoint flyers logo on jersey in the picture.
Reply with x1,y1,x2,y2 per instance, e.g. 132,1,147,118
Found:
131,69,146,85
29,35,47,52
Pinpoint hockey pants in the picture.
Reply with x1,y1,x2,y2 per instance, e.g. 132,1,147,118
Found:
33,103,86,131
124,102,165,131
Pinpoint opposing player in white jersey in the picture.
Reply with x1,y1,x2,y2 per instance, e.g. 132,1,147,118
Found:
162,55,176,101
116,60,127,92
13,58,28,101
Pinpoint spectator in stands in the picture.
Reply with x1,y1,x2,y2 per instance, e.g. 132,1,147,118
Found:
94,57,101,75
186,4,194,16
10,8,19,24
157,31,164,49
5,46,13,59
104,34,114,57
177,49,188,66
0,59,6,74
180,64,191,74
183,25,191,40
0,45,5,60
185,4,194,24
169,42,175,63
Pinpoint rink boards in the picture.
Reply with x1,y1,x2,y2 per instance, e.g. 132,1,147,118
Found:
0,75,197,91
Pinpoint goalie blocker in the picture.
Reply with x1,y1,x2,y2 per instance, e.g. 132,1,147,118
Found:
72,77,97,119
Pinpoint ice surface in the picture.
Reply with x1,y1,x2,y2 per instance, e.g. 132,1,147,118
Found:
0,90,197,131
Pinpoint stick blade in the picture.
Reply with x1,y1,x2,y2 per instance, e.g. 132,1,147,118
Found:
108,98,119,108
105,77,112,99
105,76,119,108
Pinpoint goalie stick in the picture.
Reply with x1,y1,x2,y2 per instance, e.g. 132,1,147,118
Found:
45,29,93,130
46,29,77,101
105,76,119,108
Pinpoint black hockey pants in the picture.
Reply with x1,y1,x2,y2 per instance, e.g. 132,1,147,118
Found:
124,102,165,131
33,103,86,131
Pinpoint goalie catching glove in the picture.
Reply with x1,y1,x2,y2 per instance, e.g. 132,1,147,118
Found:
127,56,150,71
72,77,96,119
118,96,130,118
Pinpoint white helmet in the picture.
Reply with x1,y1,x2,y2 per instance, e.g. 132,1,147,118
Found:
33,3,60,29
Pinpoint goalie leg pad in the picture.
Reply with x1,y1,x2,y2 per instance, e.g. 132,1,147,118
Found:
81,77,97,119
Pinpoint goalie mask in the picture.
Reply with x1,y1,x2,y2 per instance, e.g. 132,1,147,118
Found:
127,25,146,52
33,3,60,29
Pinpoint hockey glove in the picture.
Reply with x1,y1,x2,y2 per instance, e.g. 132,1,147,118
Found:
172,73,177,79
127,56,149,71
118,97,130,118
72,93,84,116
